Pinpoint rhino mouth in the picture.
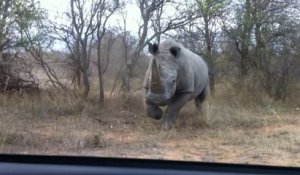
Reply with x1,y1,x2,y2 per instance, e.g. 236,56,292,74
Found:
146,92,170,106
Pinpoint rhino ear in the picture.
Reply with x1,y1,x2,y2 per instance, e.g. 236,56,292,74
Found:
169,46,181,57
148,42,159,55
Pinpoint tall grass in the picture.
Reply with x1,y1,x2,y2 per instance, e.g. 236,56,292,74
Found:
0,79,299,156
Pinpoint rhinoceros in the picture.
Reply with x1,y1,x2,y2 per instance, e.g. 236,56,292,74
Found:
143,39,209,129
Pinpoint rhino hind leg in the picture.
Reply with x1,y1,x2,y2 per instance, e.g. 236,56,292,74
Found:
145,104,163,120
194,87,207,112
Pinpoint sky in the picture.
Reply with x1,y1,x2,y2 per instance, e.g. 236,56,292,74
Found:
39,0,140,33
38,0,187,52
39,0,141,50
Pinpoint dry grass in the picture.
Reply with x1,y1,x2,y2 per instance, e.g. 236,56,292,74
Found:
0,81,299,167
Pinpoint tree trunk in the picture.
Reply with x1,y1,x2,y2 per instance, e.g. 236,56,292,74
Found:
121,66,131,93
240,49,249,77
121,34,130,93
239,0,252,78
75,66,81,89
120,10,150,93
82,70,90,98
208,66,215,96
97,42,104,104
0,0,11,53
254,23,263,69
81,50,90,98
121,49,141,93
98,64,104,104
204,16,215,96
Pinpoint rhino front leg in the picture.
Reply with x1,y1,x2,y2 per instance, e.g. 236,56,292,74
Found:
162,93,192,130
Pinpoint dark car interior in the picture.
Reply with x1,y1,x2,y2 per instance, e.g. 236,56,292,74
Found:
0,154,299,175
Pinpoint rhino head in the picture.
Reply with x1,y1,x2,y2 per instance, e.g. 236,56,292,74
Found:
146,42,181,106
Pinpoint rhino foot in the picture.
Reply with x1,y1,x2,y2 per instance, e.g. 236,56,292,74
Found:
161,121,175,131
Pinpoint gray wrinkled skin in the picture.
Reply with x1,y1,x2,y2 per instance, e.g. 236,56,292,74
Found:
143,39,209,130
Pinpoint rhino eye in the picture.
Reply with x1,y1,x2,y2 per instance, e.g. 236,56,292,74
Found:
172,79,176,83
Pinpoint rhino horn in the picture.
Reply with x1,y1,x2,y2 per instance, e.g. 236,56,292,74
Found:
150,59,163,93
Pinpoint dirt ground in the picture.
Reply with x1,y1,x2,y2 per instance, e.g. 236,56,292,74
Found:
0,91,299,167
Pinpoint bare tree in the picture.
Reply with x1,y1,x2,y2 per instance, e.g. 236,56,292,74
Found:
193,0,230,96
109,14,138,98
96,30,118,75
220,0,300,100
250,0,299,100
55,0,122,100
55,0,104,98
120,0,199,93
0,0,10,53
150,0,165,44
0,53,39,94
0,0,62,92
223,0,254,77
94,0,121,104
